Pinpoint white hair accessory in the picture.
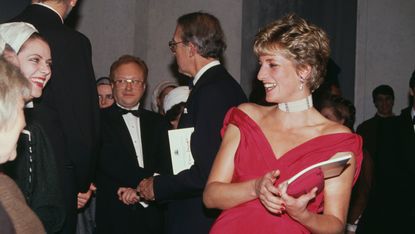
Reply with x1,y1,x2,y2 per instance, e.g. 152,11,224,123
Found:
0,36,5,54
163,86,190,113
0,22,38,53
151,80,179,112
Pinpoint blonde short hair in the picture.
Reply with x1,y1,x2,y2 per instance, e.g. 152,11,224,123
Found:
254,13,330,92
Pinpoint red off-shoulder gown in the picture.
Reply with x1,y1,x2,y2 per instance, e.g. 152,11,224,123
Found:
210,108,363,234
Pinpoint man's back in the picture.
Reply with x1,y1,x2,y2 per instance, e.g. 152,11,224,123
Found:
155,64,247,234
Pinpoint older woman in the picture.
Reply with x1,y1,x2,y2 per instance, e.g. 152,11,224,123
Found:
203,14,362,233
0,56,45,233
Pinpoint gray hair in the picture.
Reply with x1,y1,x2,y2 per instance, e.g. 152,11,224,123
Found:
0,58,31,131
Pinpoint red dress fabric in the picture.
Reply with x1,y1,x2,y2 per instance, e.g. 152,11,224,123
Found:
210,108,363,234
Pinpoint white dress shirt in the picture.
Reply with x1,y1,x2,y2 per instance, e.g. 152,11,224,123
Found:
118,103,144,168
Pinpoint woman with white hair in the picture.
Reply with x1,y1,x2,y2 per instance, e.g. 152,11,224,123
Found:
0,22,65,233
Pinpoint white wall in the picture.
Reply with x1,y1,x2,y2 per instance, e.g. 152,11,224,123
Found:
75,0,242,109
355,0,415,125
72,0,415,119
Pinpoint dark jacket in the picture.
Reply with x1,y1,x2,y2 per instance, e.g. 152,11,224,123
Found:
11,4,100,192
153,64,247,234
95,104,171,234
5,119,65,233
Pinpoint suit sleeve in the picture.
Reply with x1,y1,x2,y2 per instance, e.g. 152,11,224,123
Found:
154,82,246,201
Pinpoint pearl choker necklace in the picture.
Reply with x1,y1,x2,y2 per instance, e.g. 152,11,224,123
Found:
278,95,313,112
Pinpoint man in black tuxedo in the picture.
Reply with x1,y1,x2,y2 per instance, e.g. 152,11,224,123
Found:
95,55,171,234
137,12,247,234
397,70,415,224
10,1,100,232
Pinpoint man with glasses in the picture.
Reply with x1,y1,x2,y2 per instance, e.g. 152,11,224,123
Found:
95,55,171,234
135,12,247,234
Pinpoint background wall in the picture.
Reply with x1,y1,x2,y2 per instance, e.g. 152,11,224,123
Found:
241,0,357,107
1,0,414,125
75,0,242,109
355,0,415,125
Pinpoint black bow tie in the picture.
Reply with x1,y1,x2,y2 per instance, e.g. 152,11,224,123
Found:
117,106,140,117
412,115,415,124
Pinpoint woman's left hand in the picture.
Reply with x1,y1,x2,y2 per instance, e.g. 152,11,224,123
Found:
278,181,318,221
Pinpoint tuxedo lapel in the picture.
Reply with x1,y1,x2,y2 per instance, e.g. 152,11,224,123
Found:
108,106,138,162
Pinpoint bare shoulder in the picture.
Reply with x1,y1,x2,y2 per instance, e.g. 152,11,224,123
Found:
237,103,276,122
321,119,352,135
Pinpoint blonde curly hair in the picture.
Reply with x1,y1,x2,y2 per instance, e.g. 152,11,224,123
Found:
254,13,330,92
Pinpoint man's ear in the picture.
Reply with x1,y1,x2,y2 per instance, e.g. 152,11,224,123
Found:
188,42,197,57
70,0,78,7
409,88,414,97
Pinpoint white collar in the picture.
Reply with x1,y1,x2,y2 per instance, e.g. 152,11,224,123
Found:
192,60,220,86
411,107,415,120
34,3,64,23
25,101,34,108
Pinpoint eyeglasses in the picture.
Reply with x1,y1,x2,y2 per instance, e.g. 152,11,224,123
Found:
168,40,185,53
113,79,144,89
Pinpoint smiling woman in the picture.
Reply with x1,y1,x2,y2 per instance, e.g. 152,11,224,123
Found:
16,34,52,99
0,57,45,233
0,22,52,99
0,22,65,233
204,14,363,234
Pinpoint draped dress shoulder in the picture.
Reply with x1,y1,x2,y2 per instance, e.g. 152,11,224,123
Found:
210,107,363,234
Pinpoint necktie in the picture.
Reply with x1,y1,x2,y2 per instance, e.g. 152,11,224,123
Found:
117,105,140,117
412,115,415,124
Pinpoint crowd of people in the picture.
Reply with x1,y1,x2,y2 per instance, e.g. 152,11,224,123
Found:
0,1,414,234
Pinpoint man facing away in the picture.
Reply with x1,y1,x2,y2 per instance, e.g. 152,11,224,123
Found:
10,0,100,232
132,12,247,234
95,55,171,234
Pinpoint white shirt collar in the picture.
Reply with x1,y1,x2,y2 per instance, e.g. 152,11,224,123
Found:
117,102,140,111
192,60,220,86
25,101,34,108
411,107,415,120
34,3,64,23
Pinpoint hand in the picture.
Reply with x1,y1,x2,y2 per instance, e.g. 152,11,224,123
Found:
117,187,140,205
77,183,96,209
255,170,285,214
278,181,318,220
137,177,155,201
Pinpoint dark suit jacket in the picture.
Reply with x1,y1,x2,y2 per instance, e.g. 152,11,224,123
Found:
398,107,415,173
357,111,412,233
11,4,100,192
397,107,415,226
96,104,171,234
153,64,247,234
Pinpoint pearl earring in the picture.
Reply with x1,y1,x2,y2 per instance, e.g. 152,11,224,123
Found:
299,76,305,91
